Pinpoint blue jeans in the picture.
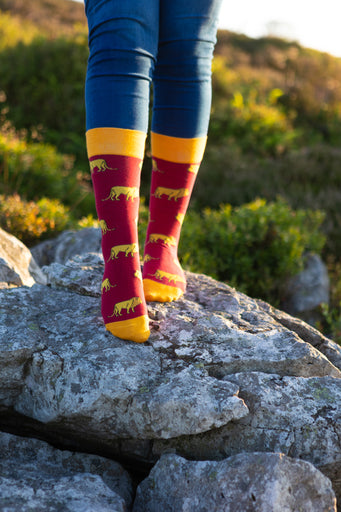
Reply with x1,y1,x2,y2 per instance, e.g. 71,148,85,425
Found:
85,0,222,137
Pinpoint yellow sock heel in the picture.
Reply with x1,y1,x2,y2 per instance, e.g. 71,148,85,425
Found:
105,315,150,343
143,278,184,303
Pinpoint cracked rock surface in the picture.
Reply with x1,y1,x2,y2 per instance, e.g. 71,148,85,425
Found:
0,431,132,511
153,372,341,496
1,247,341,506
0,282,248,440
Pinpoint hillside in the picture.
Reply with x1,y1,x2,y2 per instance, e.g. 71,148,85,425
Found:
1,0,341,214
1,0,341,222
0,0,85,35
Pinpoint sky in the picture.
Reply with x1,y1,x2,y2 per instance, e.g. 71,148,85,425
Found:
218,0,341,58
75,0,341,58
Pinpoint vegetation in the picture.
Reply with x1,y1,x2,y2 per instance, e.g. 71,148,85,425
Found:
1,0,341,340
137,198,325,307
0,193,72,245
180,200,325,306
0,123,93,215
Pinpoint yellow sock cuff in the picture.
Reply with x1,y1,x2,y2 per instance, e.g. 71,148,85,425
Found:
86,127,146,159
105,315,150,343
151,132,207,163
143,278,184,303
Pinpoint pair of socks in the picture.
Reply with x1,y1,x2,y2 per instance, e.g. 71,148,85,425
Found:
87,128,206,343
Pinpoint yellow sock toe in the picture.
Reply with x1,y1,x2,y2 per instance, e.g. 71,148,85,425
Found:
143,278,184,303
105,315,150,342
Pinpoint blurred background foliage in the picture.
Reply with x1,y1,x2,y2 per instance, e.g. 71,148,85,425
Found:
1,0,341,339
137,197,325,307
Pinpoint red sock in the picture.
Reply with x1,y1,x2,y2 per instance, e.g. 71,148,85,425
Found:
143,132,206,302
87,128,150,342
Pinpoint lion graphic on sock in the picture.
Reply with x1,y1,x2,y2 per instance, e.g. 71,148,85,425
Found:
90,158,118,173
109,296,142,317
103,186,139,201
107,243,138,260
153,187,189,201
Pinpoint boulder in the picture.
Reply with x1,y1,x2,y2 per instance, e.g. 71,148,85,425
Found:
133,452,337,512
0,227,46,288
282,252,330,324
30,227,102,267
0,280,248,440
43,252,104,297
153,371,341,501
0,430,132,511
1,250,341,503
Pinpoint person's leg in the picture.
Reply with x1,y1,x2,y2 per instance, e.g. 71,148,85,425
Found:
143,0,223,302
85,0,159,341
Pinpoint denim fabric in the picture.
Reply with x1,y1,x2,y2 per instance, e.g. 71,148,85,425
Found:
85,0,222,137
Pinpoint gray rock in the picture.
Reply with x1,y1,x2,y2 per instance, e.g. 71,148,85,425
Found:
0,430,132,511
282,253,330,324
43,252,104,296
1,250,341,502
153,371,341,503
183,271,341,374
256,298,341,372
0,281,248,441
31,227,102,267
133,453,336,512
42,255,341,377
0,256,22,287
0,227,46,288
1,475,125,512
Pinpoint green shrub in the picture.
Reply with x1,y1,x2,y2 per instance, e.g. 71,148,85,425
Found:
0,194,72,246
138,197,325,306
0,131,71,199
318,302,341,345
0,12,39,50
315,257,341,345
194,144,341,258
0,35,88,163
177,198,325,305
209,87,300,156
0,129,94,216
